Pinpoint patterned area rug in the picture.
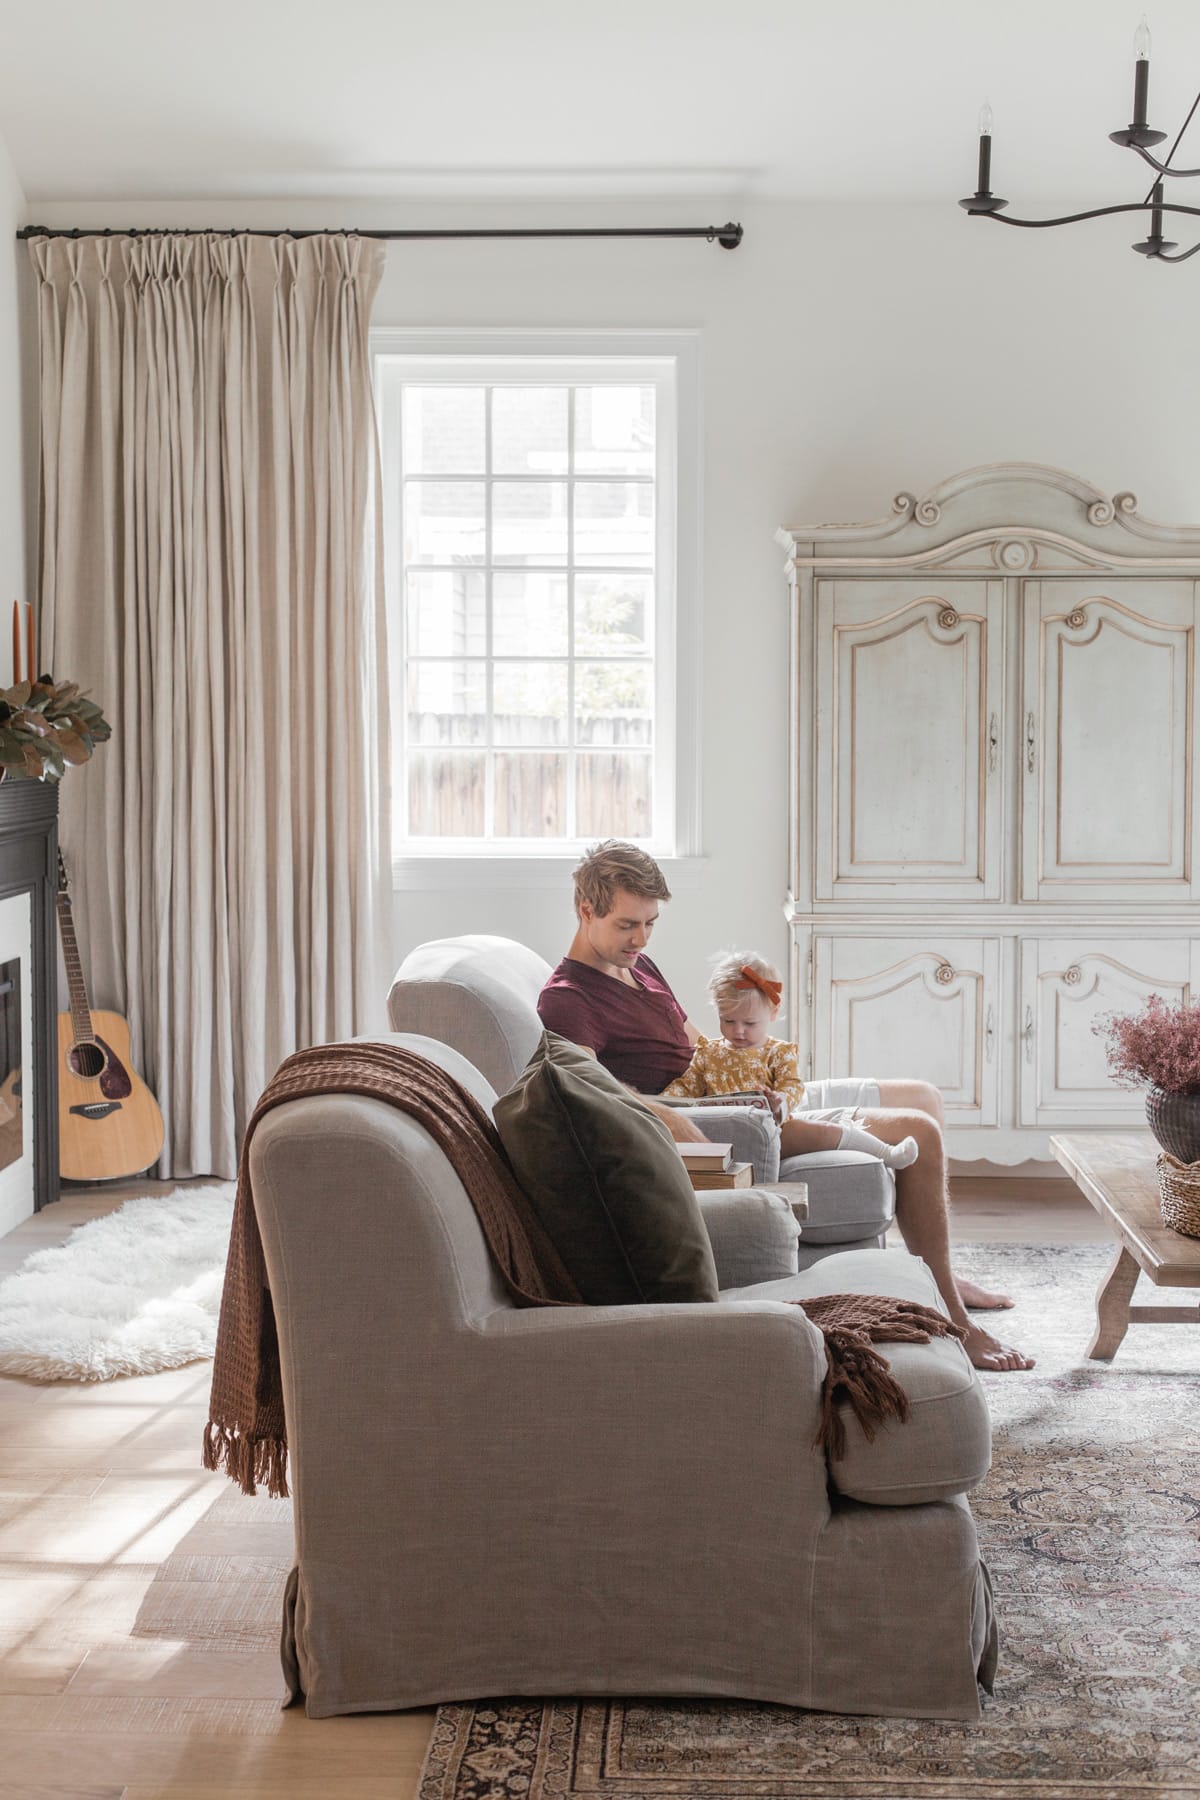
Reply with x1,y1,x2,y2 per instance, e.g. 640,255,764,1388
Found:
417,1244,1200,1800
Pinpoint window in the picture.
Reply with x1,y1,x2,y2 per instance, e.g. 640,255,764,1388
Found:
374,332,699,864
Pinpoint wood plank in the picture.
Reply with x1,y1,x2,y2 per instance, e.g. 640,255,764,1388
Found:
0,1785,125,1800
1048,1133,1200,1286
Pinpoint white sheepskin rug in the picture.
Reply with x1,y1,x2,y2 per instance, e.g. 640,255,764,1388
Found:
0,1185,235,1382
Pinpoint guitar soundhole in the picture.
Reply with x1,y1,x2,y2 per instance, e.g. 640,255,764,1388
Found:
69,1041,106,1078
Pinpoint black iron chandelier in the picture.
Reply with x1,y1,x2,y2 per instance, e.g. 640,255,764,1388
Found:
961,17,1200,262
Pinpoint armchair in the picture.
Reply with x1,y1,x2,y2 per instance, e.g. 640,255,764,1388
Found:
387,935,896,1267
253,1031,995,1720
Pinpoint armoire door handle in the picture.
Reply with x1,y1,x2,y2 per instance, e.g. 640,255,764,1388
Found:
1025,711,1036,773
1023,1005,1035,1063
988,713,999,774
985,1004,994,1062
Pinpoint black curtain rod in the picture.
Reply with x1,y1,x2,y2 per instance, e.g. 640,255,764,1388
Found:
17,221,743,248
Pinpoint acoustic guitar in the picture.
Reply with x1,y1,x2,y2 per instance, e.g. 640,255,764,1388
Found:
55,851,165,1181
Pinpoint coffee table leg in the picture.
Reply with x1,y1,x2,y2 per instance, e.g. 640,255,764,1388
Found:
1088,1245,1141,1360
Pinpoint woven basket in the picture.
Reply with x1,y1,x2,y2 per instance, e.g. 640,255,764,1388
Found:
1156,1152,1200,1239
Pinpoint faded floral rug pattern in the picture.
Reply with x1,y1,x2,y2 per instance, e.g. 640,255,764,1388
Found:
417,1244,1200,1800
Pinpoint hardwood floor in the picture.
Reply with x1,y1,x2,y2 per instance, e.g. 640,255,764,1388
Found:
0,1175,1109,1798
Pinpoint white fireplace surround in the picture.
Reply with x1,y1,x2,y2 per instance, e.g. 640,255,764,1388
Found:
0,889,34,1235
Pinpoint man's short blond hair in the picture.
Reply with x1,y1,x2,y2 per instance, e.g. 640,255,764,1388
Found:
572,840,672,919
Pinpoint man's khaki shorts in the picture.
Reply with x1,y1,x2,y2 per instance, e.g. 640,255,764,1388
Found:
798,1076,881,1124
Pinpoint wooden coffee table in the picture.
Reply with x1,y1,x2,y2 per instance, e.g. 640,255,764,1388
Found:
1049,1133,1200,1360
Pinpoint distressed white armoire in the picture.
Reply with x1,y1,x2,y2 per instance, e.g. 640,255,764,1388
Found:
777,463,1200,1165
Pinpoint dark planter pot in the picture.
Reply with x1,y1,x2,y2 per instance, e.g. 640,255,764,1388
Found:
1145,1087,1200,1164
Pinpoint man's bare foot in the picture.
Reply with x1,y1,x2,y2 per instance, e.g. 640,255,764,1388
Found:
963,1322,1034,1371
956,1275,1014,1310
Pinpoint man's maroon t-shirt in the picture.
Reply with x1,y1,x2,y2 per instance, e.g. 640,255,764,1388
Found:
537,954,692,1094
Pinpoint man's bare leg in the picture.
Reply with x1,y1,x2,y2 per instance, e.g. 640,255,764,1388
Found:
641,1098,708,1143
876,1079,1013,1312
862,1107,1033,1371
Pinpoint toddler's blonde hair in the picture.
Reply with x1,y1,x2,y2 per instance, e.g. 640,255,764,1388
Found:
707,949,783,1018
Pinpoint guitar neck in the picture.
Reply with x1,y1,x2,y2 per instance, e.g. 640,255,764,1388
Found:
55,889,95,1047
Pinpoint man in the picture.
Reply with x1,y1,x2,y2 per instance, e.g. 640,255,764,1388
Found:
537,839,1033,1374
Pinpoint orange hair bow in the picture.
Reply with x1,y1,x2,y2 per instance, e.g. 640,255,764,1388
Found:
734,965,782,1007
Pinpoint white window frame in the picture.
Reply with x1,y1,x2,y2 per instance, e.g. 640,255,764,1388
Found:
372,328,702,886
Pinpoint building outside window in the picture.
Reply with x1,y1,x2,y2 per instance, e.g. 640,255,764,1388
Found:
373,332,699,864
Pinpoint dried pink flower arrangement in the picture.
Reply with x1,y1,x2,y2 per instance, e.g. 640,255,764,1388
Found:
1094,994,1200,1094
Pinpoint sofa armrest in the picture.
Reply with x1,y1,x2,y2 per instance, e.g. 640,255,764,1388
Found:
678,1105,781,1182
697,1188,801,1288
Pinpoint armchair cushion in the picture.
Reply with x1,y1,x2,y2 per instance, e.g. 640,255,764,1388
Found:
720,1248,990,1506
778,1150,896,1242
692,1104,781,1182
697,1188,801,1288
495,1031,719,1306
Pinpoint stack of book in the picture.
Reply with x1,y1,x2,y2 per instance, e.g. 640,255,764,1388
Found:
676,1142,753,1189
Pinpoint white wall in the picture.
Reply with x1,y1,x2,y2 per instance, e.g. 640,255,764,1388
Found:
368,197,1199,1021
0,127,28,680
28,193,1200,1024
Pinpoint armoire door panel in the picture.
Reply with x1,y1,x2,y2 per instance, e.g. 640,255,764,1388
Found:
815,580,1004,902
1017,937,1200,1127
1021,580,1198,901
813,936,1000,1124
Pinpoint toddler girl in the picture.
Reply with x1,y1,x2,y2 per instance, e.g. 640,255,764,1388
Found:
663,950,918,1168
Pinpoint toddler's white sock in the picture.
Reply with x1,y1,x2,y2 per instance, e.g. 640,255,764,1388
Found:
837,1124,919,1169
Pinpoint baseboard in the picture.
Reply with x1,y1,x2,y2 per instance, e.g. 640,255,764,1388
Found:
948,1159,1069,1183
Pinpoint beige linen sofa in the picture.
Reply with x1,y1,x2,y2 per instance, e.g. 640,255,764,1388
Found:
388,934,897,1267
252,1030,996,1721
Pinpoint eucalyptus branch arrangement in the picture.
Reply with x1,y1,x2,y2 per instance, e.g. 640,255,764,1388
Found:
0,675,112,781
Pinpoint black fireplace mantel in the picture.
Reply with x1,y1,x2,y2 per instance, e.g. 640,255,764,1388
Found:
0,778,59,1211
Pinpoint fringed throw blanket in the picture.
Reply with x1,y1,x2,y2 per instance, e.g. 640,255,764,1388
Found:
793,1293,965,1460
204,1041,582,1497
204,1042,964,1497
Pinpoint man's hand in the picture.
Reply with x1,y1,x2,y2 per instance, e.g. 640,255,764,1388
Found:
641,1098,708,1143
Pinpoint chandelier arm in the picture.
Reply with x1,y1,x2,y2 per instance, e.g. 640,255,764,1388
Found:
1130,145,1200,179
1148,238,1200,262
970,199,1200,227
1141,87,1200,202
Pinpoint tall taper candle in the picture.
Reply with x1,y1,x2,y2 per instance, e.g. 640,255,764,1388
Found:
1133,18,1151,127
11,600,20,685
977,102,994,193
25,603,34,685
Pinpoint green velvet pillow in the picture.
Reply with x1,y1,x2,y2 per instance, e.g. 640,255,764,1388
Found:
494,1031,719,1306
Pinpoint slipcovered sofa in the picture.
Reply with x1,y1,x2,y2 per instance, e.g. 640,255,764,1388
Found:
253,1031,996,1721
388,934,896,1267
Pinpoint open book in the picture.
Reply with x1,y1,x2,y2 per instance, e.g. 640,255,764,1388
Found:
658,1091,790,1123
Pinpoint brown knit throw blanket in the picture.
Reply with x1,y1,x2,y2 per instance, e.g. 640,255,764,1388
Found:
203,1042,582,1498
204,1042,964,1497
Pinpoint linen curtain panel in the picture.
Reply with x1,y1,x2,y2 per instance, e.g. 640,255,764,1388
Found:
31,233,391,1177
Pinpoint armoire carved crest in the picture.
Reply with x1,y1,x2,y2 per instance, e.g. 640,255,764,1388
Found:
777,463,1200,1165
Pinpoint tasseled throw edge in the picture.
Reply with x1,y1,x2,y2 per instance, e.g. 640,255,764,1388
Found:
813,1331,913,1463
202,1420,290,1499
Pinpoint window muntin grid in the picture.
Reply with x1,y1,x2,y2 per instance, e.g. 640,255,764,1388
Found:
385,362,671,848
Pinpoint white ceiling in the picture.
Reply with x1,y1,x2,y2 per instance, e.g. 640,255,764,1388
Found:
3,0,1200,208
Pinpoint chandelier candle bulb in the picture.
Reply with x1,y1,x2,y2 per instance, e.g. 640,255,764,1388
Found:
977,105,993,193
